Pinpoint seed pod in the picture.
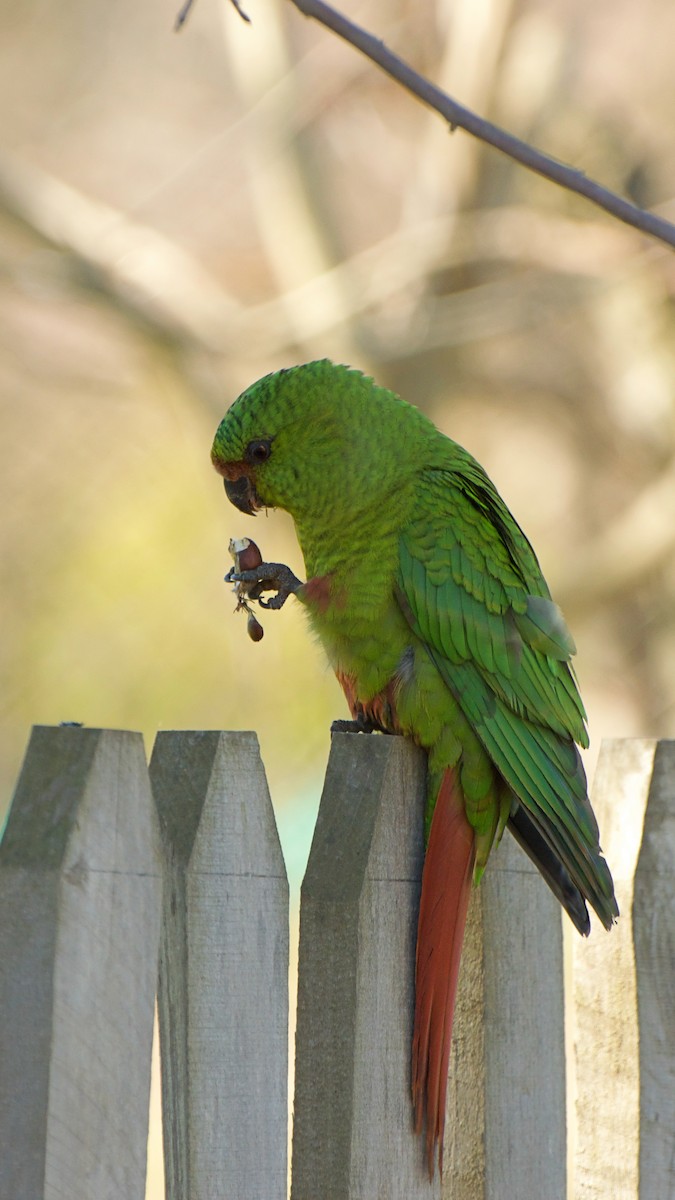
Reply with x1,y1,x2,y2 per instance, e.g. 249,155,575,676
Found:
247,611,264,642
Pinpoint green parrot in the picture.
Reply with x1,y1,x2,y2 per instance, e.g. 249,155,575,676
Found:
211,359,617,1175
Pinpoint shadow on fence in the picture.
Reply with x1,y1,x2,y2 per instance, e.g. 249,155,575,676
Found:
0,725,673,1199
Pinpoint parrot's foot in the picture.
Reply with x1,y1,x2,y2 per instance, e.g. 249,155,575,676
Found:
225,561,303,610
330,715,392,735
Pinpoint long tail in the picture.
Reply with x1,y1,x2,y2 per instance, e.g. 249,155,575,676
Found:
411,767,475,1178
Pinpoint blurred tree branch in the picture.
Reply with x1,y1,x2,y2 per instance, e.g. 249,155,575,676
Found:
0,152,241,351
0,144,650,368
0,142,634,366
553,464,675,614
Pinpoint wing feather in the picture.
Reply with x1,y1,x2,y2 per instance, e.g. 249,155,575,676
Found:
397,466,617,929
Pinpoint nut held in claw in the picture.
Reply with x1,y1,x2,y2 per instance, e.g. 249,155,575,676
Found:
229,536,263,575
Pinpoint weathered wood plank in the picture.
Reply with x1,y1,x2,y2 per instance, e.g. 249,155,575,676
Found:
292,733,566,1200
634,742,675,1198
291,733,439,1200
483,832,566,1196
444,818,567,1200
150,730,289,1200
0,726,162,1200
572,739,675,1200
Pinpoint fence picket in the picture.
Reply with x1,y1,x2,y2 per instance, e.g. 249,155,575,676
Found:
572,739,675,1200
150,729,289,1200
634,741,675,1196
0,726,162,1200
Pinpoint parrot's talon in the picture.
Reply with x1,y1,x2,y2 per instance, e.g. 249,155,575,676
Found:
259,593,283,610
331,718,362,735
330,715,388,735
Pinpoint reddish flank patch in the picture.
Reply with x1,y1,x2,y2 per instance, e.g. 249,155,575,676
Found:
301,573,335,614
336,669,359,715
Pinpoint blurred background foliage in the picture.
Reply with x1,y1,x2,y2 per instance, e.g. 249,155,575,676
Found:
1,0,674,1192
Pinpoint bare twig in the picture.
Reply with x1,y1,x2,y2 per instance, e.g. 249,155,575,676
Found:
174,0,196,30
176,0,249,30
286,0,675,252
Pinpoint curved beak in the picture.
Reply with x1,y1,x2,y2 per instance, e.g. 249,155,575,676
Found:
224,475,259,516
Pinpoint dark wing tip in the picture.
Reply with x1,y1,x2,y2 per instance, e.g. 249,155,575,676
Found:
508,804,592,935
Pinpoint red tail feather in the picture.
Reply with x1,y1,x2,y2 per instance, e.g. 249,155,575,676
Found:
411,767,475,1177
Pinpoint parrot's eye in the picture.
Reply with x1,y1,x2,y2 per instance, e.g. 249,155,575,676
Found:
245,438,272,466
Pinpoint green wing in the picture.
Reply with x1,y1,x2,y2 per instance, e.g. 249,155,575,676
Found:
397,463,617,928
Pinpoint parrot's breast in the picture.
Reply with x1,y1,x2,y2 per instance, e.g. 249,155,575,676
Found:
295,503,413,702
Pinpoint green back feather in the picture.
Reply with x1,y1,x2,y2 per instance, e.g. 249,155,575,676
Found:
397,467,616,927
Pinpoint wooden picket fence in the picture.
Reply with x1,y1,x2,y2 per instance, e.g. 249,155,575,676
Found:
0,726,673,1199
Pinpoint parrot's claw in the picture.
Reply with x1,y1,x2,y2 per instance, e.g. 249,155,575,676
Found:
331,718,370,735
226,561,303,610
330,715,392,736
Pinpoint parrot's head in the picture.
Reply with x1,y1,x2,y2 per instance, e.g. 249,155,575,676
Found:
211,359,434,523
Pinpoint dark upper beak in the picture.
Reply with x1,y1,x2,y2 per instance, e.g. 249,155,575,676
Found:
224,475,258,516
